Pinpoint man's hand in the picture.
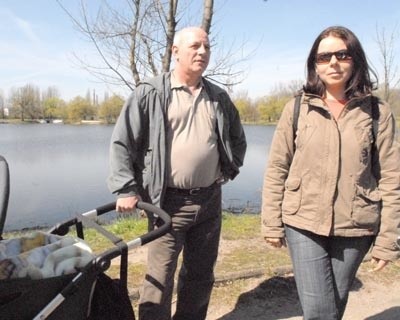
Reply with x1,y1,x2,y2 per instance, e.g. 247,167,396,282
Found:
264,237,287,248
116,196,141,213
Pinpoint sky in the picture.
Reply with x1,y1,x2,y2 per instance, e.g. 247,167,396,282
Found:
0,0,399,102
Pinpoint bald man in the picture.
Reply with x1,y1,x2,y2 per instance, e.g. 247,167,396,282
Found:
108,26,246,320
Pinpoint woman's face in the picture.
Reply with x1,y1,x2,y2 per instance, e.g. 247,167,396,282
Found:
315,35,354,94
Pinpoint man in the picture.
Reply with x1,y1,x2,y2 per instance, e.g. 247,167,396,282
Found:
108,26,246,320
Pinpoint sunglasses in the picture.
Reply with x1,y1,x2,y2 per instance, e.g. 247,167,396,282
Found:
316,50,352,64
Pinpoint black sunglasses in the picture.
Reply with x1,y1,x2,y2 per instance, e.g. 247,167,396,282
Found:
316,50,352,64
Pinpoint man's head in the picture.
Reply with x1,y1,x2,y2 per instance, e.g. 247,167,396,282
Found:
172,27,210,79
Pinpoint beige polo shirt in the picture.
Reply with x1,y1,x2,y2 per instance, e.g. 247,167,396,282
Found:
166,73,221,189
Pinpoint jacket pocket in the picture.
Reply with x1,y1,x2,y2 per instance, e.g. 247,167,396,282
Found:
351,184,381,228
282,176,302,215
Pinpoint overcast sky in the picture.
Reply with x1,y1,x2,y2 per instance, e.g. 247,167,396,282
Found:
1,0,399,101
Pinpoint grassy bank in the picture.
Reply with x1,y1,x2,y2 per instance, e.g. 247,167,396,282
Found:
48,212,263,253
2,213,279,288
72,212,292,291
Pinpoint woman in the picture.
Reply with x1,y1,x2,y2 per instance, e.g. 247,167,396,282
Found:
261,26,400,320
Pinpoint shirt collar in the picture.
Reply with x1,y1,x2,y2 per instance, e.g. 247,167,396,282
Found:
171,71,203,90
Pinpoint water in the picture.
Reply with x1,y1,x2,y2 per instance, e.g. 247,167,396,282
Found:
0,123,275,231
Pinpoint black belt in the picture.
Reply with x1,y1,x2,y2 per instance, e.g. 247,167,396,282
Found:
166,182,218,196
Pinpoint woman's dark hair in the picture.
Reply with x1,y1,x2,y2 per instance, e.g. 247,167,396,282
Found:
303,26,378,98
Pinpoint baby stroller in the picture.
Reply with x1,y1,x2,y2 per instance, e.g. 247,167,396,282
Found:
0,155,171,319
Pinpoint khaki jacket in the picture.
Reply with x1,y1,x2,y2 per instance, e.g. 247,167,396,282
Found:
261,93,400,261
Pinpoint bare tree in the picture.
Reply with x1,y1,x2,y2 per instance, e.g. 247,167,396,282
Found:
42,86,61,100
270,79,304,97
10,84,41,121
56,0,244,94
375,24,400,103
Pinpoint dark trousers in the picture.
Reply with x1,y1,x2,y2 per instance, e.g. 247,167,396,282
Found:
285,225,373,320
138,185,222,320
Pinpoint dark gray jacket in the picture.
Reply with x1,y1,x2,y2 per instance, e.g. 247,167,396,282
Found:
108,72,247,207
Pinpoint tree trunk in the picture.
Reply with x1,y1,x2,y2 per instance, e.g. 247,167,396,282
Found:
202,0,213,34
162,0,177,72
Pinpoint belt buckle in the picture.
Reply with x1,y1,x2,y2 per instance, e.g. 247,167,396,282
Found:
189,187,201,195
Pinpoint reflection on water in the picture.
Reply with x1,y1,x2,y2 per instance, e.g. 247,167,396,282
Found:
222,125,274,213
0,123,275,231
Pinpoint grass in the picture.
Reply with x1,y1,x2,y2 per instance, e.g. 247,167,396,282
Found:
78,216,149,254
48,211,280,313
4,214,399,283
32,212,264,253
3,213,273,284
221,213,261,240
1,214,267,274
77,212,295,293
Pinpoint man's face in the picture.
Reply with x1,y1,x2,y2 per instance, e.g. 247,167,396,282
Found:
173,28,211,75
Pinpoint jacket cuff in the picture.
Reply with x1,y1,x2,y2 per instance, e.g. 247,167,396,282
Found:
261,225,285,239
370,243,400,262
116,185,140,198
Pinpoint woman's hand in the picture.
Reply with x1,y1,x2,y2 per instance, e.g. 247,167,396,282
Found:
370,257,389,272
264,237,287,248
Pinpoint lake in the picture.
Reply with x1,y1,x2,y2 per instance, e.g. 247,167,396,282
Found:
0,123,275,231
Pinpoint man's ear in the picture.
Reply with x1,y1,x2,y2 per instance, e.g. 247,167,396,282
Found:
172,45,178,57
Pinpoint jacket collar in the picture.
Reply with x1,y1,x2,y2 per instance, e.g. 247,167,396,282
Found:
303,92,373,111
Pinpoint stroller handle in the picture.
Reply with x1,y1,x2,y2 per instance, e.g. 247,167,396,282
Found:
101,201,172,246
89,201,171,245
50,201,172,247
136,201,172,245
95,202,118,215
0,155,10,238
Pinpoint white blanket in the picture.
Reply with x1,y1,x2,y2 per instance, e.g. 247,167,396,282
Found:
0,231,94,280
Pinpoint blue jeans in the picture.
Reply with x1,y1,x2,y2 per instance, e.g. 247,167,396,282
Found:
285,225,373,320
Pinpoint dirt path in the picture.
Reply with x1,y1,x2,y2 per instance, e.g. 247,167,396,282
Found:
206,263,400,320
126,239,400,320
